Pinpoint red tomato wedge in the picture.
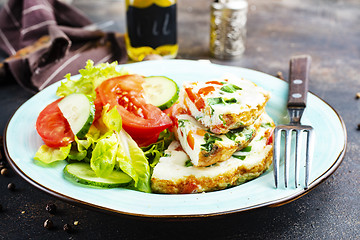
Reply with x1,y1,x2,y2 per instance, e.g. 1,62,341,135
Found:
36,98,74,148
96,74,172,146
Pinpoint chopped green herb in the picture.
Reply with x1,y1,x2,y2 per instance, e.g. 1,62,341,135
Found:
224,98,237,104
220,84,242,93
225,127,245,141
205,163,217,168
185,160,193,167
240,146,252,152
232,155,246,160
178,119,189,127
261,122,273,128
201,133,222,152
207,97,238,114
208,97,224,105
243,130,254,141
219,114,226,126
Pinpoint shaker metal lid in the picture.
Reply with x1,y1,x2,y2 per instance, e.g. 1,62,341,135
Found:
212,0,248,10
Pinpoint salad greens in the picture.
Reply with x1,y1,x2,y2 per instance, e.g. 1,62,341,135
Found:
34,144,71,164
34,60,173,193
56,60,129,99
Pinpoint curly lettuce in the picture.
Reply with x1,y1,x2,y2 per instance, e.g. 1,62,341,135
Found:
56,60,129,99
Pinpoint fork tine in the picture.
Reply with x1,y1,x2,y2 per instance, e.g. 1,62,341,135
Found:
295,129,302,188
305,128,314,189
284,129,292,188
273,128,282,188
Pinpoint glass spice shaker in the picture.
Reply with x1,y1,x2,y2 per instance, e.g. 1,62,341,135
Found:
125,0,178,61
210,0,248,59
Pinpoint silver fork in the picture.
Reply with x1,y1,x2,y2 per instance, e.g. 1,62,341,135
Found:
273,55,314,189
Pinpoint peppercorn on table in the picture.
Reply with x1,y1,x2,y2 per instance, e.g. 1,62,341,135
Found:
0,0,358,239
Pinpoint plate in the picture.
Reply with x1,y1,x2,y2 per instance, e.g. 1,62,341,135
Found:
4,60,346,218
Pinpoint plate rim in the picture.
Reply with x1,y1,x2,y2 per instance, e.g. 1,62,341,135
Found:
3,60,347,219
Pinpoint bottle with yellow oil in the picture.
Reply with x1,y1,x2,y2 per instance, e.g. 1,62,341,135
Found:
125,0,178,61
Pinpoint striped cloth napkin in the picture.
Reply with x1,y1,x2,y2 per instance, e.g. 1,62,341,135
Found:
0,0,127,92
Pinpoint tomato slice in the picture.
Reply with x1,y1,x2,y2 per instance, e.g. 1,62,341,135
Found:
96,74,172,144
184,87,206,111
266,129,274,145
36,98,74,148
198,86,215,95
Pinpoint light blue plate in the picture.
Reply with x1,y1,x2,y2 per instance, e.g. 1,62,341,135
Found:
4,60,346,218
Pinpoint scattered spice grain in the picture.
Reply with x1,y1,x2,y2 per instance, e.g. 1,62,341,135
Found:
7,182,15,191
46,203,57,214
357,123,360,131
0,160,5,169
1,168,9,176
63,223,72,233
44,219,54,229
276,71,285,80
355,92,360,99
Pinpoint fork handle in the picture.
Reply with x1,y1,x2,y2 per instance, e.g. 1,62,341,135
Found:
288,55,312,108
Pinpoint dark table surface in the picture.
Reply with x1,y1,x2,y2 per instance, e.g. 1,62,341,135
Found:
0,0,359,239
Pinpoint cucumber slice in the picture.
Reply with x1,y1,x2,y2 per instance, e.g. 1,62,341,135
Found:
64,162,132,188
58,93,95,139
143,76,179,110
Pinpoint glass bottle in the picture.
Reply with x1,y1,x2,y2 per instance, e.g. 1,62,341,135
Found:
125,0,178,61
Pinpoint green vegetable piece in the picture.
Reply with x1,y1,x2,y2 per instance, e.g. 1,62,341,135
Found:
232,155,246,160
68,136,93,161
90,134,118,178
219,114,226,126
34,144,71,164
261,122,273,128
208,97,238,114
220,84,242,93
185,160,193,167
64,162,132,188
225,127,245,141
56,60,129,99
117,130,151,193
177,119,189,127
201,133,222,152
141,130,174,168
207,97,224,105
240,146,252,152
224,98,237,104
103,106,122,133
143,76,179,110
58,93,95,139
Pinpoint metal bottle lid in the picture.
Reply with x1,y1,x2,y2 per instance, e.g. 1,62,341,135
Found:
210,0,248,59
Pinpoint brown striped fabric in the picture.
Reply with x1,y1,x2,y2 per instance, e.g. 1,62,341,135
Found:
0,0,127,92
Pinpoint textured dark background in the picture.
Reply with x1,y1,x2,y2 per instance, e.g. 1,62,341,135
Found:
0,0,359,239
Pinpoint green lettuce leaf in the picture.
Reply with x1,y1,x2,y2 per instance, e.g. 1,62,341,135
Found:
102,105,122,133
142,129,174,168
34,144,71,164
90,133,118,177
117,130,151,193
56,60,129,99
68,136,93,161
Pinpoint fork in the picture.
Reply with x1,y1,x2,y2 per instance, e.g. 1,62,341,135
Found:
273,55,314,189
